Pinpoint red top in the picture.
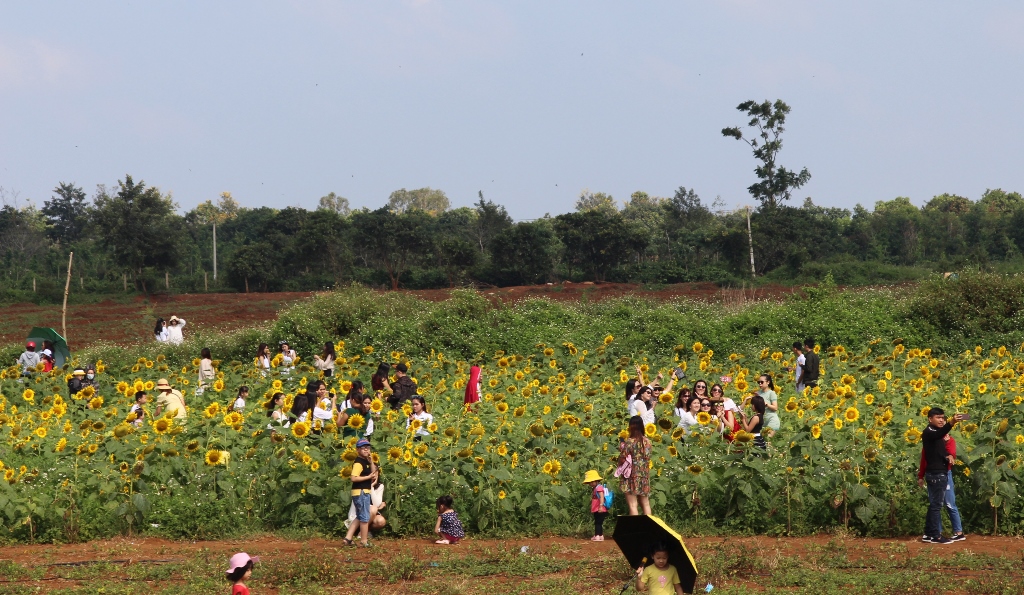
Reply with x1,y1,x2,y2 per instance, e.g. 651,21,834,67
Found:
232,584,250,595
918,434,956,479
464,366,482,405
590,484,607,513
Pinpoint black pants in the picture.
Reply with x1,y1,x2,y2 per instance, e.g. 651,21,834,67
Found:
593,512,607,536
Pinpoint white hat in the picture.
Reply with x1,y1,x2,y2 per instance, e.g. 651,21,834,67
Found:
42,349,53,356
169,315,180,323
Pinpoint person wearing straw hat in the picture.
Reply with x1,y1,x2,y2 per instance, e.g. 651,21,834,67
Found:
584,469,611,541
68,368,88,395
165,315,186,345
153,378,187,419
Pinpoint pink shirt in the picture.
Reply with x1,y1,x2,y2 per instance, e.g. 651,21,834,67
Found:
591,484,607,513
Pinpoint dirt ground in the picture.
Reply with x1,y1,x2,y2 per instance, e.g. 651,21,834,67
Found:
2,533,1019,567
0,292,314,350
0,283,800,351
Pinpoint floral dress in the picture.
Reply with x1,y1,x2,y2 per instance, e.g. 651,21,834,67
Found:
619,437,652,496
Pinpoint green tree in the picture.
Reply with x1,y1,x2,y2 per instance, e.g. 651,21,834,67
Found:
227,242,278,292
351,207,433,289
722,99,811,209
92,175,181,291
194,191,240,225
387,187,450,215
575,189,618,215
472,192,512,253
318,192,351,216
488,221,558,285
42,182,90,245
554,210,633,281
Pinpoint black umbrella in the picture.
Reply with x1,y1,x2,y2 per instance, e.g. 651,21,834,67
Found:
612,514,698,594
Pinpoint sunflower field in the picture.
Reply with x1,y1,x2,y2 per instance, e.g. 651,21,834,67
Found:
1,336,1023,543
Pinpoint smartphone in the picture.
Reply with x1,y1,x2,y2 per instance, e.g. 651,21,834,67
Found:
959,414,970,420
673,367,686,379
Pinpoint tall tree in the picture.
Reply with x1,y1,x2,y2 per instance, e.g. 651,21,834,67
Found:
92,175,181,291
318,192,351,216
472,192,512,253
488,221,558,286
722,99,811,209
351,207,433,289
575,189,618,216
554,210,633,281
387,187,450,215
42,182,90,245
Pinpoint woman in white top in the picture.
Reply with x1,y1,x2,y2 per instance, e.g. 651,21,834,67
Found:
166,316,186,345
672,387,692,423
255,343,271,376
266,392,289,428
406,396,433,438
279,341,297,374
197,347,215,394
629,386,656,425
154,318,168,342
313,341,336,378
677,395,701,436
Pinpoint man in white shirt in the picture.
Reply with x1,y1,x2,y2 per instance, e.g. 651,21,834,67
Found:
791,342,806,395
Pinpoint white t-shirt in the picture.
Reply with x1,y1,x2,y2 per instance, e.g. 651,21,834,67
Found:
234,397,245,411
678,411,699,433
629,399,655,425
406,411,433,436
166,320,185,345
313,400,335,422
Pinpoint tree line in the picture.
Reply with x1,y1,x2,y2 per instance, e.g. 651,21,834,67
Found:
2,176,1024,301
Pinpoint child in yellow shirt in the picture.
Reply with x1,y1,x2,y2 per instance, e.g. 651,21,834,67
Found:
635,544,684,595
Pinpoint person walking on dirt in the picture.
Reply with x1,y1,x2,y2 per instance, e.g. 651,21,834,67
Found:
165,315,186,345
387,363,417,410
920,407,967,544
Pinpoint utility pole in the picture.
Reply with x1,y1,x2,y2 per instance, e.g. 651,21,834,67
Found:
746,206,756,279
212,221,218,281
62,252,74,341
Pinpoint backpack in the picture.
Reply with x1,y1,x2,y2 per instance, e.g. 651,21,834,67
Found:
602,484,614,510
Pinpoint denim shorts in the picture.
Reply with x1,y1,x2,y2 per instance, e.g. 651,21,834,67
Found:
352,492,372,523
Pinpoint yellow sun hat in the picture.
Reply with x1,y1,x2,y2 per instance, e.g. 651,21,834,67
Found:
582,469,603,484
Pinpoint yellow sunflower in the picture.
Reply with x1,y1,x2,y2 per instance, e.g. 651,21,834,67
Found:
811,425,822,439
347,414,365,430
291,422,311,438
696,412,711,425
204,450,223,465
844,407,860,422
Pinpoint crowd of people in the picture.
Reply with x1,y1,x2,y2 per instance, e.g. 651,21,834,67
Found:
13,324,968,594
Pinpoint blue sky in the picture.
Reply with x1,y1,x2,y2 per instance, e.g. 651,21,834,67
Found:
2,1,1023,220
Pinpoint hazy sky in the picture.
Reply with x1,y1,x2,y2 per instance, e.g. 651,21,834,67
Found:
3,1,1023,220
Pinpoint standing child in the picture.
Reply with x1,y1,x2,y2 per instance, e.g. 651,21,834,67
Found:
635,543,685,595
434,495,465,545
583,470,609,541
225,552,256,595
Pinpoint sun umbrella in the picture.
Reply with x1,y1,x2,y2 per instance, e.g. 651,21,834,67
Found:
26,327,71,368
612,514,698,594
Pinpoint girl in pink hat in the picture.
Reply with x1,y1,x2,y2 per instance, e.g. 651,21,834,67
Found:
226,552,257,594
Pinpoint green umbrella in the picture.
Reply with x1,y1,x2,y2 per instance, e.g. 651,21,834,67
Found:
612,514,698,594
26,327,71,368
